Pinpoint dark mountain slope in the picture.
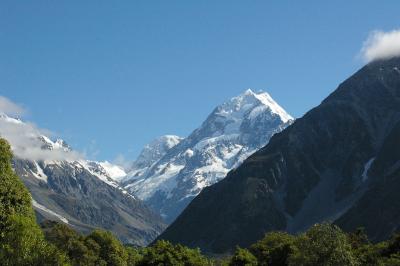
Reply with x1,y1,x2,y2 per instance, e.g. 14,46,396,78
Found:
158,57,400,253
336,120,400,240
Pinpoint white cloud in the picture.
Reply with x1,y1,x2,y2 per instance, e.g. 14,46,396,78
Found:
0,96,83,161
360,29,400,62
112,154,133,171
0,96,26,116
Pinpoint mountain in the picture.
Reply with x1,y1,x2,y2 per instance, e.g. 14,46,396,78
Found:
123,89,293,223
0,114,165,246
157,57,400,253
125,135,183,180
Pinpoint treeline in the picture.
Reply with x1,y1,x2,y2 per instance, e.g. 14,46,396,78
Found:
227,224,400,266
1,137,400,265
38,221,400,266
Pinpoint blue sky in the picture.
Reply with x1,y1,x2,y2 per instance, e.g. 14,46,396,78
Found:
1,1,399,161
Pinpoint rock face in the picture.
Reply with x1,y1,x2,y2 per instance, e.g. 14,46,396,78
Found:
0,114,165,246
126,135,183,180
123,89,293,223
158,57,400,253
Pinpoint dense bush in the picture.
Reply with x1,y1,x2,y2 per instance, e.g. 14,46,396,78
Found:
222,224,400,266
249,231,295,266
139,239,211,266
228,247,257,266
288,223,358,266
43,222,211,266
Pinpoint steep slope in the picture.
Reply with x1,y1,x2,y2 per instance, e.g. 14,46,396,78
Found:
0,114,165,246
158,57,400,253
124,135,183,180
124,89,293,222
336,120,400,241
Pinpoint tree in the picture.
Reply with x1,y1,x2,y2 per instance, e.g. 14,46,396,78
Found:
249,231,295,266
347,228,369,250
0,214,68,265
43,221,100,266
228,247,257,266
383,234,400,257
126,246,144,266
140,240,211,266
0,139,34,231
346,227,384,266
0,138,68,265
85,229,128,266
288,223,359,266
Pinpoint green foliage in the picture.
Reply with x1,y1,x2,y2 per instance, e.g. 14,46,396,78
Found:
40,219,400,266
347,228,383,265
348,227,369,250
42,221,99,265
126,246,144,265
249,231,295,266
43,222,211,266
374,234,400,265
383,234,400,257
0,214,69,266
140,240,211,266
85,229,128,266
43,222,128,266
0,139,34,232
288,223,358,266
228,247,257,266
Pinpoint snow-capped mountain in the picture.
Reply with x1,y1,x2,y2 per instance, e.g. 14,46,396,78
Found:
158,57,400,254
124,89,293,222
125,135,183,180
0,113,165,245
15,124,127,189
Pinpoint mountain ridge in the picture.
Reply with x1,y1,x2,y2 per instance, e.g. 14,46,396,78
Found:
0,113,165,246
157,57,400,253
124,89,293,222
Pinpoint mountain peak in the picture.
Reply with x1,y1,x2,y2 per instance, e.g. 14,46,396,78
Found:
127,135,183,175
124,89,293,222
216,89,293,124
242,88,257,96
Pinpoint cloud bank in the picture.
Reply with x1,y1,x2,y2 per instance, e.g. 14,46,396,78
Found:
113,154,133,171
0,96,26,116
0,96,82,161
361,29,400,63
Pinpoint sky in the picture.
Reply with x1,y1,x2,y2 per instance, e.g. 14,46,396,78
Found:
1,1,400,162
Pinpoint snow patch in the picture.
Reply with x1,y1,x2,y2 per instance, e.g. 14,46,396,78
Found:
362,158,375,182
99,161,127,181
251,90,293,123
129,163,185,200
78,160,119,188
32,198,69,224
31,161,48,182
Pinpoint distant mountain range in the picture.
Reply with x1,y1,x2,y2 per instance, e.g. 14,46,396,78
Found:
0,114,165,246
122,89,293,222
158,57,400,253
